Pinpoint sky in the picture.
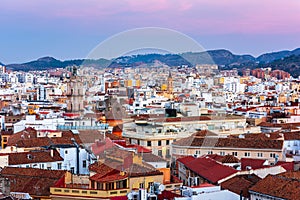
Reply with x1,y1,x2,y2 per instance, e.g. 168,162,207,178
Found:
0,0,300,63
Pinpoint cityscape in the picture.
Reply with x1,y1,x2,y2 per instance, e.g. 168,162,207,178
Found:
1,1,300,200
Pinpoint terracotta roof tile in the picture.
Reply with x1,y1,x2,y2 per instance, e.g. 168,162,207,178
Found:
139,153,167,163
178,156,237,184
0,150,63,165
241,158,268,170
0,167,66,196
221,174,261,198
283,131,300,140
220,154,240,163
250,173,300,200
177,156,195,164
7,129,82,148
173,136,283,150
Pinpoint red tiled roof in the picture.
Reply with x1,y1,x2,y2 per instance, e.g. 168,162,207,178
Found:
221,174,261,198
205,154,224,163
157,190,182,200
89,162,115,175
241,158,268,170
139,153,167,163
0,130,13,136
173,136,283,150
179,156,237,184
283,131,300,140
7,129,82,148
275,161,294,171
7,128,37,146
220,154,240,163
89,157,162,181
249,173,300,200
90,170,128,182
279,171,300,179
177,156,195,164
192,130,218,137
0,150,63,165
91,140,116,157
0,167,66,196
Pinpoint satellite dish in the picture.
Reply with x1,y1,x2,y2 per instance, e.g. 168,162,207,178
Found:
127,192,133,200
159,184,165,192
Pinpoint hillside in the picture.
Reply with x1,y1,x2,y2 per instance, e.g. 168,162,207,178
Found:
7,57,111,71
257,48,300,63
262,55,300,77
4,48,300,77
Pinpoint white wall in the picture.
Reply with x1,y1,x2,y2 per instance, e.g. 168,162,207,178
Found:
59,147,91,175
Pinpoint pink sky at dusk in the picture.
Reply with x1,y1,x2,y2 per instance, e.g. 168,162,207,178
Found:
0,0,300,63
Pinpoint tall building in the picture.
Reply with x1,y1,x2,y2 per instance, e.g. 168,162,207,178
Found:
66,66,84,112
167,71,173,94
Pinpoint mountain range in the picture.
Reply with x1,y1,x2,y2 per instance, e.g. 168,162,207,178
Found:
2,48,300,76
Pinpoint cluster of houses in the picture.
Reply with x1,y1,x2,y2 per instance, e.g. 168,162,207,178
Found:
0,64,299,199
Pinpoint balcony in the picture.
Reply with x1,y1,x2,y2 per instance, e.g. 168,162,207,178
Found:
50,187,130,198
57,124,109,130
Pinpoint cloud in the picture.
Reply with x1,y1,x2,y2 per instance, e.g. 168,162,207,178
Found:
1,0,299,35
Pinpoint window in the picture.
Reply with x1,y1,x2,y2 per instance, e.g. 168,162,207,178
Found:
294,141,298,146
195,150,201,155
207,151,213,155
257,153,263,157
97,182,103,190
139,183,144,189
70,167,75,174
106,182,114,190
47,167,51,170
83,160,87,168
65,150,68,154
166,149,171,158
147,141,151,147
57,163,62,170
158,140,162,146
166,140,170,145
91,180,95,189
148,182,153,189
232,152,238,156
116,180,127,189
220,152,225,156
270,153,276,158
244,152,250,157
158,150,162,157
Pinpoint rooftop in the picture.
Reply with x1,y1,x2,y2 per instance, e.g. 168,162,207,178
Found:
221,174,261,198
173,136,283,150
250,172,300,200
177,156,237,184
0,167,66,197
0,149,63,165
